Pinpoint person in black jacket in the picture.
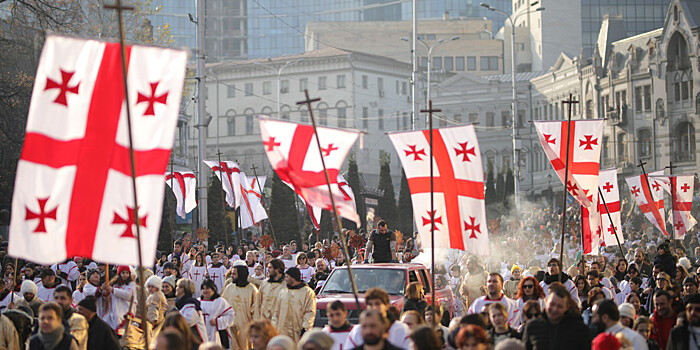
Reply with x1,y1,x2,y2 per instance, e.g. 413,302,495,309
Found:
667,293,700,350
522,282,590,350
75,297,121,350
655,242,677,281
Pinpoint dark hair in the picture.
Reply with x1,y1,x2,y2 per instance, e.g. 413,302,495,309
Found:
586,270,600,279
268,259,285,273
54,285,72,299
548,282,578,313
377,221,387,228
410,326,442,350
456,325,489,347
628,265,639,274
425,304,442,316
163,312,201,346
588,287,605,305
200,279,218,296
459,314,487,329
329,300,347,312
523,300,542,319
593,299,619,321
39,302,62,319
174,239,182,246
365,287,389,306
654,290,671,301
157,331,186,350
590,261,601,269
631,277,643,286
360,309,390,331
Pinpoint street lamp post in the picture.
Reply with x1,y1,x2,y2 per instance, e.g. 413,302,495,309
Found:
402,36,459,128
480,2,543,215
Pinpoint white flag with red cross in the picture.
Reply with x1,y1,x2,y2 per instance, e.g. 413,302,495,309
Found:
165,169,197,219
650,175,696,239
204,160,242,209
259,117,361,226
10,36,187,266
286,173,356,232
246,175,267,199
388,126,489,255
238,171,268,229
535,120,604,254
598,169,624,247
625,171,669,236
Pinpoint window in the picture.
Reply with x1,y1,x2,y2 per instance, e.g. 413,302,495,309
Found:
377,77,383,92
337,75,346,89
467,57,476,70
456,57,465,71
402,82,408,95
444,57,454,71
319,107,328,126
299,78,307,92
480,56,498,70
395,80,400,94
454,114,462,123
432,57,442,70
280,80,289,94
501,111,510,127
245,114,254,134
420,57,428,68
244,83,253,96
300,108,309,123
227,85,236,98
362,107,369,129
402,112,409,130
617,132,627,161
262,81,271,95
486,112,495,127
638,129,652,158
227,117,235,136
338,107,347,128
635,86,643,113
378,109,384,130
362,75,368,89
602,136,609,160
644,85,651,111
674,122,696,162
469,113,478,123
318,76,327,90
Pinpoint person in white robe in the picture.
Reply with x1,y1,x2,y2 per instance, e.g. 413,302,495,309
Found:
199,279,235,347
175,278,208,343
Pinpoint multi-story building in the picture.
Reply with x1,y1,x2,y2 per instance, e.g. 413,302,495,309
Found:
187,47,413,189
149,0,196,49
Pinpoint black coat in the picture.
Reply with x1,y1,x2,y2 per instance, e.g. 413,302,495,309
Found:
29,332,76,350
85,315,121,350
654,254,677,280
666,323,691,350
522,309,591,350
401,297,427,315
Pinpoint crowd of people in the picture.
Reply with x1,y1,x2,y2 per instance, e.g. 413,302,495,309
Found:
0,203,697,350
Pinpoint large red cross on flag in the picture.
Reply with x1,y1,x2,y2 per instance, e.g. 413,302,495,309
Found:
598,169,624,247
625,171,669,236
246,175,267,201
388,125,488,255
651,175,696,239
165,169,197,219
259,117,361,226
238,171,268,229
10,36,187,266
204,160,243,209
285,173,356,232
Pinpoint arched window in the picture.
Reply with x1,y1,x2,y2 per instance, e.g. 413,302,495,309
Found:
225,109,237,136
617,132,627,162
261,106,273,117
244,108,255,134
674,122,696,162
336,101,348,128
280,105,291,120
667,32,689,71
298,105,309,123
637,128,652,158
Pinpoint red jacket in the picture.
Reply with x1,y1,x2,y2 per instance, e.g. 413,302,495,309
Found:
651,311,676,350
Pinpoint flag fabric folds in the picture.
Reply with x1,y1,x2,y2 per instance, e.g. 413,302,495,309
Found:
238,172,268,229
598,169,623,247
204,160,242,209
165,169,197,219
651,174,696,239
259,117,361,226
388,126,489,255
625,171,669,236
285,173,356,232
10,35,187,266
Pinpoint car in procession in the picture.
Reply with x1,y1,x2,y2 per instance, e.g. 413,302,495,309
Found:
313,263,454,327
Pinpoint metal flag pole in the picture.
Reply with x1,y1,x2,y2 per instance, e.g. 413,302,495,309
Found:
420,100,440,326
666,162,677,248
296,89,361,311
598,188,625,258
169,156,175,253
558,93,578,282
104,0,149,345
251,164,279,246
216,150,229,247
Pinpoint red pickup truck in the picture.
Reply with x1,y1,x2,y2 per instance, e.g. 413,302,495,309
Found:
313,263,454,327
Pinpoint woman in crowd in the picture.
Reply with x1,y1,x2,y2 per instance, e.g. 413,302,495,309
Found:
162,276,177,308
456,324,489,350
162,312,201,350
72,272,87,305
582,287,606,330
633,315,660,350
513,276,545,327
612,258,628,288
295,252,315,283
675,264,690,287
188,252,208,297
402,282,427,315
145,275,168,338
575,274,591,309
198,279,234,347
487,303,519,347
399,310,425,331
247,319,278,350
626,292,649,317
103,266,135,329
518,300,542,333
410,325,442,350
175,278,207,343
155,252,168,278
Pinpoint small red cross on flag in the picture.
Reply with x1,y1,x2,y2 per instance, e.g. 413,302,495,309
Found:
165,169,197,219
204,160,243,209
9,36,187,266
625,170,669,236
598,169,623,247
389,125,489,255
259,117,361,227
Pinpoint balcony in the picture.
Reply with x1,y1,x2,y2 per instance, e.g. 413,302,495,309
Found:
673,152,696,163
606,106,627,126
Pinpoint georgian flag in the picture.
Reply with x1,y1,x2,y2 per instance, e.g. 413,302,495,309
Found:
246,175,267,200
259,117,361,226
651,175,696,239
625,171,669,236
10,35,187,266
598,169,623,247
165,169,197,219
238,171,268,229
203,160,242,209
285,173,355,232
388,125,489,255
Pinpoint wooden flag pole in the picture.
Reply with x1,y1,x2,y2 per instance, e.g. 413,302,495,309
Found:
558,93,578,282
250,164,279,246
296,90,361,311
105,0,149,345
420,100,441,327
598,188,625,258
216,150,229,247
637,160,666,238
10,258,17,306
666,162,677,249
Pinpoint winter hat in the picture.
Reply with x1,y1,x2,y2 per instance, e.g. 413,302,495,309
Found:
20,280,37,296
511,265,521,274
679,257,692,271
686,293,700,305
232,260,247,267
683,277,698,287
145,275,163,290
267,335,295,350
592,332,621,350
162,275,177,290
297,329,334,350
286,267,302,282
117,265,130,276
618,303,635,319
77,296,97,313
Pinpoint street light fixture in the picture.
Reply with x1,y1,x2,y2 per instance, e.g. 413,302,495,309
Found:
401,35,459,128
479,2,543,216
